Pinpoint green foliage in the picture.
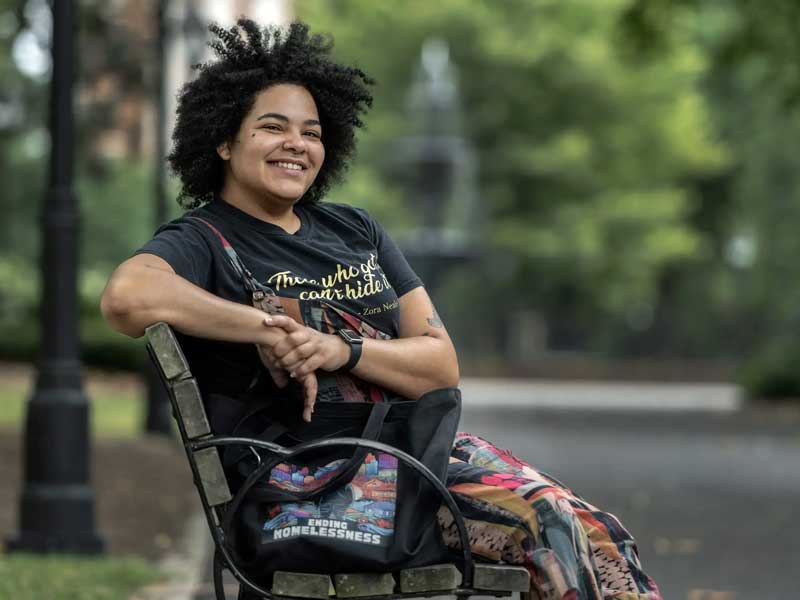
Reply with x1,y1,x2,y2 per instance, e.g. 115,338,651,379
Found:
79,161,156,272
0,554,160,600
739,342,800,401
0,0,49,262
299,0,727,352
0,256,39,361
0,252,145,368
612,0,800,394
1,0,800,390
0,1,159,370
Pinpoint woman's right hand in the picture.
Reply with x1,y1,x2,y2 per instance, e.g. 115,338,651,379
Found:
257,343,290,388
257,331,317,422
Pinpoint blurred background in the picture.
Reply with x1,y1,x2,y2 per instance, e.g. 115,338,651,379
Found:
5,0,800,390
0,1,798,599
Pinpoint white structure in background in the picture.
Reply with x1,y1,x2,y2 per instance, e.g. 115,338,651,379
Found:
163,0,294,150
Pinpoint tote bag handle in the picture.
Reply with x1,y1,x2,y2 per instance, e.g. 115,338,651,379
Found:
229,401,389,509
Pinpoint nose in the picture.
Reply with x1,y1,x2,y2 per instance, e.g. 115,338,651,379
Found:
282,129,306,153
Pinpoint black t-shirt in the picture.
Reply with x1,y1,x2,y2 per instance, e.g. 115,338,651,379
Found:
135,198,422,421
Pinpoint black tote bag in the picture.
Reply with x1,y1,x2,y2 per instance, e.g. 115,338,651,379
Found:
222,386,462,578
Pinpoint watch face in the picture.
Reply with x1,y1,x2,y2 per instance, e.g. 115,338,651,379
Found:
339,328,362,344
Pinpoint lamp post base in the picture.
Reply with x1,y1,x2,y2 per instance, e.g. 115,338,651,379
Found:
7,379,104,555
7,467,106,555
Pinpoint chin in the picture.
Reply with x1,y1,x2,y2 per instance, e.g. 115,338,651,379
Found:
267,190,306,205
258,181,305,202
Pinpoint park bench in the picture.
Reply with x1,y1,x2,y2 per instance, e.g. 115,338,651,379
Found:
145,322,536,600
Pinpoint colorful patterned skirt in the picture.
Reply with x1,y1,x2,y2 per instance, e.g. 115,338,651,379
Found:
441,433,662,600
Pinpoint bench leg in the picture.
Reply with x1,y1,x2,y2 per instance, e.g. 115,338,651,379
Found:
214,549,228,600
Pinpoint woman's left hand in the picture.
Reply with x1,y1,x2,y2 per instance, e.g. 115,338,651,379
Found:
261,315,350,377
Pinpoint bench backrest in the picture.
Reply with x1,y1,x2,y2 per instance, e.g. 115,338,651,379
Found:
145,322,232,507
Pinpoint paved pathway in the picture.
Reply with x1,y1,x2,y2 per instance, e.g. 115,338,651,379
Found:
188,379,800,599
458,378,742,412
458,392,800,599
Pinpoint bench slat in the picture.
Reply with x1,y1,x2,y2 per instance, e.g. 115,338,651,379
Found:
194,447,232,506
145,322,190,381
172,378,211,439
473,564,530,592
399,563,461,593
273,571,333,599
334,572,395,598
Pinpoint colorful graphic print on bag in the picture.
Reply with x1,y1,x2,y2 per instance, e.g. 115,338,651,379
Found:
262,453,398,547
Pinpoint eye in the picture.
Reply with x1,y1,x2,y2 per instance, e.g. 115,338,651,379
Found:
261,123,282,132
304,130,322,139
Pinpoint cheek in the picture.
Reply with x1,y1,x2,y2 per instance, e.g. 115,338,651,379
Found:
243,139,279,168
314,145,326,172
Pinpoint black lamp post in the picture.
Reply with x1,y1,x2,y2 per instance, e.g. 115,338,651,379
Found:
143,0,172,435
8,0,104,554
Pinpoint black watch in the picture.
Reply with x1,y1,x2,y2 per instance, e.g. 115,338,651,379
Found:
337,328,363,371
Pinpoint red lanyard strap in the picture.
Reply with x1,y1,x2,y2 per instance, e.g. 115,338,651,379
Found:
189,216,275,297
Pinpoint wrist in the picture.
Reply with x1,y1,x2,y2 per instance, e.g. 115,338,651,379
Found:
257,327,282,347
255,309,289,346
330,334,351,371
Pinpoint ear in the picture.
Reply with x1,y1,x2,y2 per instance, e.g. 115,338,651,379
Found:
216,141,231,160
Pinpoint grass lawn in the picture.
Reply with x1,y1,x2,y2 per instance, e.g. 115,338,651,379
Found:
0,366,146,437
0,365,180,598
0,553,162,600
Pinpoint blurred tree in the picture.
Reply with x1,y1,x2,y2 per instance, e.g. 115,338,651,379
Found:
0,0,157,266
0,0,48,262
622,0,800,393
3,0,796,380
299,0,727,356
0,0,155,366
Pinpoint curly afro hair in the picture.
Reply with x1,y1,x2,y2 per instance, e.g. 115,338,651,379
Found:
168,19,374,209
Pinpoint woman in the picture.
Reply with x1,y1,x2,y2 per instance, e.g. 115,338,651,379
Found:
101,19,661,600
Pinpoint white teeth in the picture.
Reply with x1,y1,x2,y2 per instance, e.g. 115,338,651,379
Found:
275,161,303,170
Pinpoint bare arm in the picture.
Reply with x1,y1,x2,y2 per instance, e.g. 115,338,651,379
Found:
100,253,284,345
267,286,460,400
350,286,459,398
101,254,319,421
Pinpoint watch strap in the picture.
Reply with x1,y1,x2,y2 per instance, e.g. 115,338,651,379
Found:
338,329,363,371
343,340,363,371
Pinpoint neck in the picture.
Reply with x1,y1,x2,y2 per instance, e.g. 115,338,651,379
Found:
219,182,301,234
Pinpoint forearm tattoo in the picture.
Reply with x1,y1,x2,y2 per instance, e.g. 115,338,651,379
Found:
427,307,444,328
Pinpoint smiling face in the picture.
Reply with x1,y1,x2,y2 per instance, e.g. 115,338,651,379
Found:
217,83,325,209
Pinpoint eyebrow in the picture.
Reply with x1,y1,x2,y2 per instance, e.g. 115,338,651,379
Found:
256,112,321,127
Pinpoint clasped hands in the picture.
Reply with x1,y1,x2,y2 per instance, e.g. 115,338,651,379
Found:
256,315,350,422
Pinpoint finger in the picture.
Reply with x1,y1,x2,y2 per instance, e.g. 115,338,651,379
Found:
263,315,304,333
279,341,316,369
268,366,289,388
302,374,317,422
256,345,286,382
285,360,304,374
257,347,284,374
257,344,279,365
273,331,312,359
291,354,325,379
